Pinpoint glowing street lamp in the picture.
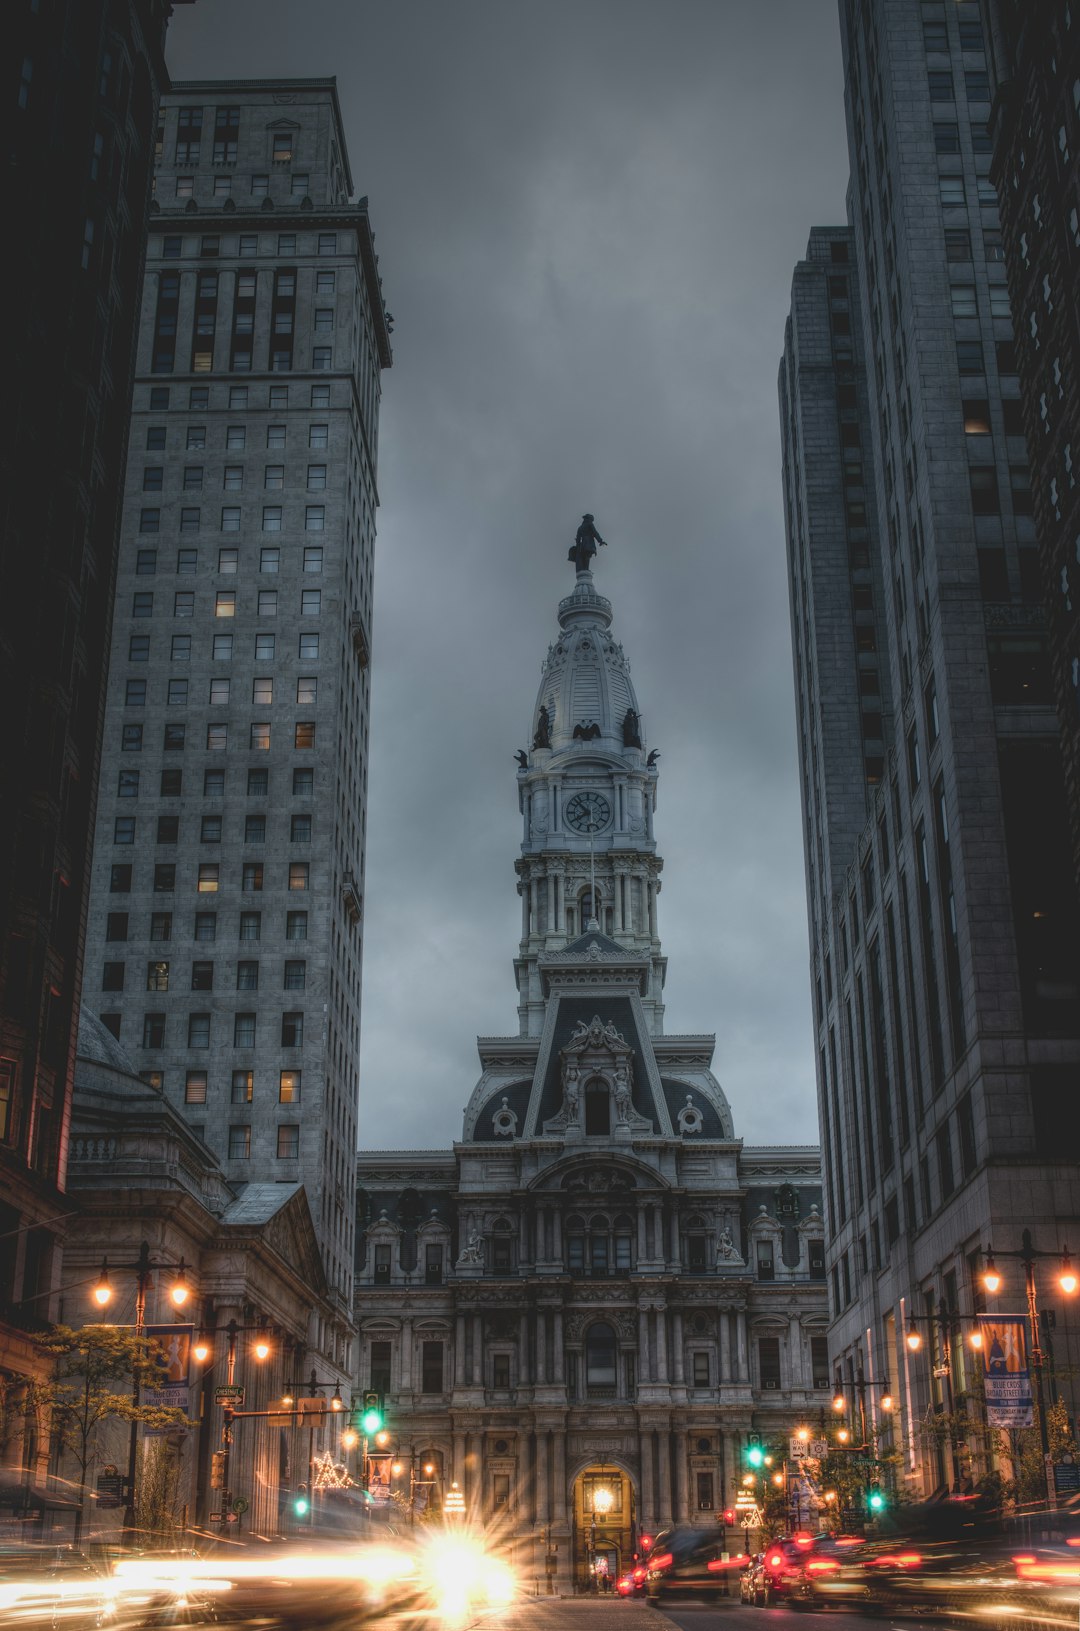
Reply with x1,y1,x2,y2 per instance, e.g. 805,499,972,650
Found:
981,1252,1002,1295
93,1262,113,1308
169,1261,190,1307
1060,1250,1079,1296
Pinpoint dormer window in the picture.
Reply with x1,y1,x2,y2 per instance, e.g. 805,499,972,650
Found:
272,132,293,163
425,1245,443,1285
374,1244,391,1284
756,1242,775,1282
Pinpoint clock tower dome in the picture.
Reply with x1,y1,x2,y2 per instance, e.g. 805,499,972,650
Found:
513,561,665,1038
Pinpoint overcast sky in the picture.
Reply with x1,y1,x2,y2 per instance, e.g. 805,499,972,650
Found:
167,1,851,1152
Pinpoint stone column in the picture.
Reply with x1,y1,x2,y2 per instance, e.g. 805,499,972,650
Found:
638,1306,651,1381
649,880,658,938
553,1429,568,1523
400,1317,413,1393
520,884,529,940
455,1315,467,1389
657,1430,672,1526
547,874,556,937
675,1433,690,1523
528,878,537,937
720,1309,732,1382
655,1309,669,1382
636,1208,647,1264
452,1429,466,1488
519,1209,530,1269
639,1429,654,1531
552,1208,563,1263
668,1201,681,1269
535,1309,547,1384
671,1311,685,1385
553,1310,565,1384
536,1428,550,1525
519,1311,530,1387
471,1314,484,1387
722,1431,738,1506
736,1312,749,1381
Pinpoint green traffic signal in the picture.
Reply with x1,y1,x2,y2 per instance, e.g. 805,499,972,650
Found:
868,1486,885,1511
360,1389,384,1436
746,1445,764,1468
292,1485,310,1517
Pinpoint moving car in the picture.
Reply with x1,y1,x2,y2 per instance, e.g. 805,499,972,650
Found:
645,1527,738,1601
0,1549,114,1630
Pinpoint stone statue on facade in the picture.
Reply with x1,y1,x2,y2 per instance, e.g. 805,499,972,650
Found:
533,706,551,750
457,1233,483,1265
568,513,607,573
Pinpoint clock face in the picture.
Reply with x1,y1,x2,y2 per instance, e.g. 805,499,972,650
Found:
565,791,611,834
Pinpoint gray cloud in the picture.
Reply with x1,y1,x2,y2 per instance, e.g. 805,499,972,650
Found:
167,0,849,1150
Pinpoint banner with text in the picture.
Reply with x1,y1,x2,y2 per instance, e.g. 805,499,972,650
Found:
978,1314,1033,1428
144,1324,193,1413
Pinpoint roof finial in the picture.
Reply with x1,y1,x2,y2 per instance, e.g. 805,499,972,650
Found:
568,512,607,575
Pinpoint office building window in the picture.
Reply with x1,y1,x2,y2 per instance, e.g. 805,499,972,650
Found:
191,961,213,990
289,863,309,891
286,911,308,940
142,1013,166,1048
277,1124,300,1159
279,1069,301,1103
193,912,216,942
242,862,264,892
283,960,306,990
260,547,280,573
233,1012,256,1047
421,1342,443,1393
228,1125,251,1159
185,1071,207,1105
111,865,132,893
231,1070,253,1104
236,961,259,991
150,912,172,941
102,962,125,992
239,911,261,941
144,960,167,993
281,1011,303,1046
197,864,219,893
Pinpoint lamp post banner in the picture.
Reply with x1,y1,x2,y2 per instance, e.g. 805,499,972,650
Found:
144,1324,193,1410
978,1314,1034,1427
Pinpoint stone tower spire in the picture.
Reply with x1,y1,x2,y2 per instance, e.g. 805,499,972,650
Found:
513,561,665,1038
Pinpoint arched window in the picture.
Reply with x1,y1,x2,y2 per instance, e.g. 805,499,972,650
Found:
585,1080,610,1136
580,887,602,926
685,1213,707,1272
589,1213,610,1275
566,1214,586,1272
585,1321,617,1393
491,1217,514,1272
614,1212,634,1272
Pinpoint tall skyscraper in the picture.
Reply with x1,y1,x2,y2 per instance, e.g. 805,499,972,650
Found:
2,0,175,1492
83,79,392,1315
355,549,829,1585
981,1,1080,894
780,0,1080,1497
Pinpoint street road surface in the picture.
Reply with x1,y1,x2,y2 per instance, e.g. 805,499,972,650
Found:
358,1599,957,1631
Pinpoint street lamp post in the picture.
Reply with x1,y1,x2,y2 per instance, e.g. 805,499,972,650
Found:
980,1230,1079,1508
90,1241,191,1546
591,1482,613,1591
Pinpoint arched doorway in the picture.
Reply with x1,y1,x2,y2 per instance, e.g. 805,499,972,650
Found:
572,1464,636,1590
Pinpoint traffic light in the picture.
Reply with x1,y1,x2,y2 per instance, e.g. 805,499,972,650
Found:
746,1445,764,1468
360,1390,383,1435
868,1485,886,1512
723,1508,736,1526
292,1483,310,1518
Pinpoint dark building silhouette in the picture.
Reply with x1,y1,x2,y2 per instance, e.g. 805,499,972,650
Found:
780,0,1080,1499
1,0,177,1494
982,1,1080,895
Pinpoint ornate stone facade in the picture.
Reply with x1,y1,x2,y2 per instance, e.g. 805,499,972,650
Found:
355,561,829,1587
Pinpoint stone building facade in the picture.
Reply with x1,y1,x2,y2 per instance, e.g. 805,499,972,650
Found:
45,1013,344,1543
779,0,1080,1497
1,0,177,1510
81,78,392,1327
356,559,829,1588
982,1,1080,899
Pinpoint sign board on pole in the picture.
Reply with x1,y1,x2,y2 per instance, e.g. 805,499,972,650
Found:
978,1314,1035,1428
444,1484,466,1515
215,1385,245,1408
810,1440,829,1460
789,1437,807,1460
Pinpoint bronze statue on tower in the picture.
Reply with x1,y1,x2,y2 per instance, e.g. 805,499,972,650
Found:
568,513,607,573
